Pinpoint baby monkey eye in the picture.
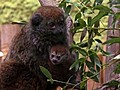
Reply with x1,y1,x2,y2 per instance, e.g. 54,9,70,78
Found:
56,55,61,60
51,54,55,58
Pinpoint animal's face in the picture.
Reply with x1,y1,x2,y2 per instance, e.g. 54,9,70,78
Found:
29,6,68,49
30,6,66,34
49,45,69,65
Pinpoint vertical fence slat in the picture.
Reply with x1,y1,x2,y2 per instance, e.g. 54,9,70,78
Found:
0,24,21,60
105,6,120,82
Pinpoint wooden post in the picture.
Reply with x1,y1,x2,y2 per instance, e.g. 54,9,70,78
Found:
105,2,120,82
39,0,59,6
0,25,2,62
0,24,21,61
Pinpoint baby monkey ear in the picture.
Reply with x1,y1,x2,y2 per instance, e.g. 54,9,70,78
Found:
31,13,43,26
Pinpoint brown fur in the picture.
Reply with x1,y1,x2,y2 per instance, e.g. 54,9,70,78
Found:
47,45,78,89
48,45,74,81
0,6,77,90
0,59,47,90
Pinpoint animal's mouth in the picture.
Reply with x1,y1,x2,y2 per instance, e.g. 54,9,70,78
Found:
51,60,60,65
52,60,58,64
51,59,64,65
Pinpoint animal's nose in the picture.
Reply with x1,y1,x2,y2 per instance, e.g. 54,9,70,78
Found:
52,60,57,63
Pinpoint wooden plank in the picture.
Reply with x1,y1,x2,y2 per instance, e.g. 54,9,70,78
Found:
87,54,105,90
105,6,120,82
0,24,21,60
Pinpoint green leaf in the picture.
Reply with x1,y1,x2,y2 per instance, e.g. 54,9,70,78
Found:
95,39,102,43
94,20,100,27
75,12,81,21
80,27,87,42
104,37,120,44
94,56,101,68
78,42,88,48
99,47,111,56
80,79,87,89
79,48,88,56
93,21,100,35
88,38,94,49
59,0,66,9
94,5,111,13
65,5,71,15
70,59,80,70
90,11,108,26
88,50,101,68
75,19,86,29
114,63,120,74
40,66,53,84
114,5,120,9
114,12,120,20
103,80,120,87
86,71,99,82
40,66,52,79
81,7,87,14
86,60,95,72
96,65,100,72
72,2,81,7
71,45,87,56
83,0,90,5
87,17,92,27
70,58,85,70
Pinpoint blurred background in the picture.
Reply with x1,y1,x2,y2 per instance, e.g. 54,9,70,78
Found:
0,0,40,59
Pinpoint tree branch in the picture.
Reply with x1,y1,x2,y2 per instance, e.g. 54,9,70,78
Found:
38,0,59,6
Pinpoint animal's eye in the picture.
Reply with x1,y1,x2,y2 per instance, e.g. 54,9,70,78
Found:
51,54,55,58
31,14,43,26
48,21,55,28
56,55,61,60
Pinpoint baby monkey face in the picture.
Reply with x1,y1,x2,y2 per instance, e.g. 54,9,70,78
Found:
49,45,69,65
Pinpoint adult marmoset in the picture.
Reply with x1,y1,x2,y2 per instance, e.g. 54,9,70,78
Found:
5,6,68,76
0,6,71,90
47,45,79,90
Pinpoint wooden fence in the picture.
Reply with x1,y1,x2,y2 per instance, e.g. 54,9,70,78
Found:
0,24,106,90
0,24,22,60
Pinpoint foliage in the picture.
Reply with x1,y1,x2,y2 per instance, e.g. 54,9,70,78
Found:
0,0,40,24
40,0,120,89
40,66,53,84
100,53,120,89
59,0,110,89
97,79,120,90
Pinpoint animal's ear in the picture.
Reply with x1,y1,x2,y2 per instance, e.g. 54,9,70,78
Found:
31,13,43,26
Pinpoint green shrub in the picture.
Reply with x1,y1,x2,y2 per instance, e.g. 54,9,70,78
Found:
0,0,40,24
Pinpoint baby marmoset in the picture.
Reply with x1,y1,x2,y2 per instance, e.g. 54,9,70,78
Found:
49,45,72,65
48,44,79,90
